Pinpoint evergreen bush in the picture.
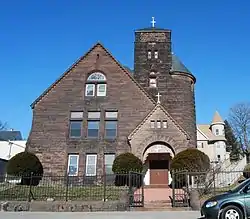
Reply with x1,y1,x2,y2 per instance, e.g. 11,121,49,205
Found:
112,152,143,187
6,151,43,186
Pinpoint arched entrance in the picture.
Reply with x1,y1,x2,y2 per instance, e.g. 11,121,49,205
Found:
143,142,175,186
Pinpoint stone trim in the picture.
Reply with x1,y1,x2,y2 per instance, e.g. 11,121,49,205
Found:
128,104,190,140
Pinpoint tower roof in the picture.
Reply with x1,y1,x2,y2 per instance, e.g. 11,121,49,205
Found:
211,111,224,124
171,54,191,74
135,27,171,32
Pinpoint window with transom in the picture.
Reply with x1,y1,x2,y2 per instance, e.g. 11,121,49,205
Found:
85,72,107,97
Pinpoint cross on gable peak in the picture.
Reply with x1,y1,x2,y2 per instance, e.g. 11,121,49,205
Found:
156,92,161,104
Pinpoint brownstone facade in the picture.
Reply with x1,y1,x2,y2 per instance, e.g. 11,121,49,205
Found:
26,26,197,177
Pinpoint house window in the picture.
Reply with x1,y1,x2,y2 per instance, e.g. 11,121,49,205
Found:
163,121,167,128
148,51,152,59
157,120,161,128
97,84,107,96
201,142,204,148
87,111,100,138
149,78,157,88
85,84,95,96
154,51,158,59
217,155,221,162
85,154,97,176
104,154,115,175
215,129,219,135
85,72,106,97
69,111,83,138
105,111,118,139
150,121,155,128
67,154,79,176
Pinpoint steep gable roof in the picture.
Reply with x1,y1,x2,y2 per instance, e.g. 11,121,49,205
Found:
197,127,209,140
128,103,190,140
197,124,226,141
31,42,156,109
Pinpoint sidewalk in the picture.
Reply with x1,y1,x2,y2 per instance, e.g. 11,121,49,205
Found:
0,211,201,219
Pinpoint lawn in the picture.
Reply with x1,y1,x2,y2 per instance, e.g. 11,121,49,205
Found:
0,184,128,201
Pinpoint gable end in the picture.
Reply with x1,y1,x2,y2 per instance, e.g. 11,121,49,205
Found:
128,104,190,140
31,42,156,109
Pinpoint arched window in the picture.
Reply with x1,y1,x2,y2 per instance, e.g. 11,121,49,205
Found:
85,72,107,97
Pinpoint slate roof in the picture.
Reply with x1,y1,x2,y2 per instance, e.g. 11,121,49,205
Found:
0,131,23,141
171,54,191,74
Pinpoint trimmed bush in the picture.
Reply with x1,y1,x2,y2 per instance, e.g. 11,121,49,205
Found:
6,151,43,186
112,152,143,187
170,148,210,172
243,164,250,179
170,148,210,188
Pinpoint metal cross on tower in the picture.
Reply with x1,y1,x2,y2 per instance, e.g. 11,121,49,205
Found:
151,17,156,28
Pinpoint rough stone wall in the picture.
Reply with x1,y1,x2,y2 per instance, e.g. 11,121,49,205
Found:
0,200,129,212
129,106,189,159
26,44,154,176
133,30,197,150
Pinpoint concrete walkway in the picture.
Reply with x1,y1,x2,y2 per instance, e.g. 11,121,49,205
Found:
0,211,201,219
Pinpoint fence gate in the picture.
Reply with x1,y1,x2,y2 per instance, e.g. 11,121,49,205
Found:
128,171,144,207
171,170,190,207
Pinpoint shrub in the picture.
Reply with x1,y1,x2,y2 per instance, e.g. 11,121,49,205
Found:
170,148,210,188
170,148,210,172
243,164,250,179
112,152,143,187
6,151,43,186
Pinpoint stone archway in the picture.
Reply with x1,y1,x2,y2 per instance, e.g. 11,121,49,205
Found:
142,142,175,186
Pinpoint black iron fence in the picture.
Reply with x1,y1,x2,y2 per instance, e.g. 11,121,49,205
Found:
171,169,247,207
0,172,144,207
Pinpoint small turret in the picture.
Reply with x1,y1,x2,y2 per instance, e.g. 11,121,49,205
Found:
211,111,225,136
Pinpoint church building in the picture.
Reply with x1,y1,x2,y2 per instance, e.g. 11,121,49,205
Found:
27,18,197,186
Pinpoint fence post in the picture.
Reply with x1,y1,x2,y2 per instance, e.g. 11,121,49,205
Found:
28,172,33,202
65,174,69,202
213,168,216,195
103,173,106,202
128,171,133,207
172,170,175,207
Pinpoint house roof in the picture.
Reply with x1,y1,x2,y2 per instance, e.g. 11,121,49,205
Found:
31,42,156,109
212,111,224,125
0,131,23,141
197,124,226,141
128,103,190,140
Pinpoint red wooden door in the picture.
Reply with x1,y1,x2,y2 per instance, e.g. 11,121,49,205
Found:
150,169,168,184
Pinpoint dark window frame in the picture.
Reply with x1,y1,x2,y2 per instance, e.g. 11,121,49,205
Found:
104,111,118,139
87,111,101,139
69,111,83,139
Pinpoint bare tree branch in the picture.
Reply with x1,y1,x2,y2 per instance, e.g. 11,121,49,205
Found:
0,121,7,131
229,102,250,152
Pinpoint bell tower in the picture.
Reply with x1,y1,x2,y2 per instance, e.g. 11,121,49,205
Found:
133,17,172,100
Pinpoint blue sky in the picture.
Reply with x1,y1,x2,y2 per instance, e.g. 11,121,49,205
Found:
0,0,249,139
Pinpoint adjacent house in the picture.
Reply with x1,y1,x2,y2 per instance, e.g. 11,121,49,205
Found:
27,20,197,186
0,130,26,178
197,111,228,164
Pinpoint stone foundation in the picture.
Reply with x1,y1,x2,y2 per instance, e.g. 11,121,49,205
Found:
0,200,129,212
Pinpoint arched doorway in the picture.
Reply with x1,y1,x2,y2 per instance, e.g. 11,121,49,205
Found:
143,142,175,186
